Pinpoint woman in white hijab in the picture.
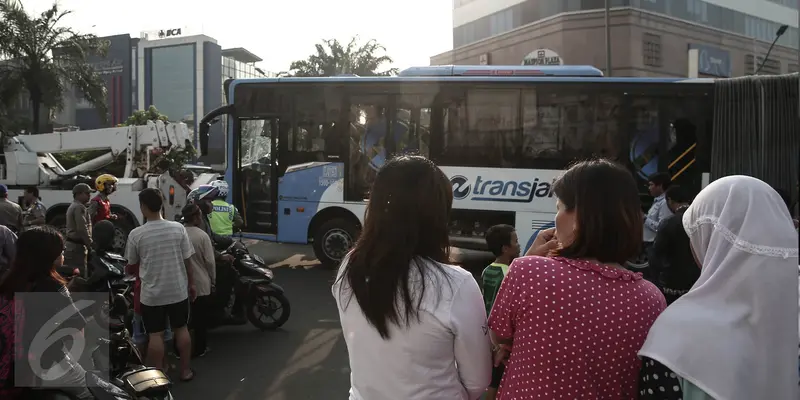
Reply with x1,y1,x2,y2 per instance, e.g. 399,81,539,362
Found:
637,175,799,400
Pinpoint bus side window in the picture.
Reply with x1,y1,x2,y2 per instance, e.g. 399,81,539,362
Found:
441,89,520,168
291,88,342,165
396,93,434,158
520,87,624,170
346,93,390,201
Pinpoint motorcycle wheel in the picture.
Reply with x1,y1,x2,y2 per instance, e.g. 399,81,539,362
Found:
246,290,291,331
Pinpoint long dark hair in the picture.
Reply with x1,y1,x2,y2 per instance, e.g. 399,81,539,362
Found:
337,155,453,339
0,226,66,298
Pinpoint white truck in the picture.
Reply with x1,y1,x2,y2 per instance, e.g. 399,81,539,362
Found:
0,120,220,250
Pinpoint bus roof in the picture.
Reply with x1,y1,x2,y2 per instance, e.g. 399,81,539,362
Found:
227,75,714,86
226,67,717,89
398,65,604,77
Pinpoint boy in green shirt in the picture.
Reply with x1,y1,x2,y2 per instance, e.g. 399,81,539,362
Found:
482,224,520,399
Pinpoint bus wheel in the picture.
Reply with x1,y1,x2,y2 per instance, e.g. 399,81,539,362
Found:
313,218,359,269
48,214,67,237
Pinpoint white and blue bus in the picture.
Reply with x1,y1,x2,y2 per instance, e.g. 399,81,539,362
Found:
199,65,718,267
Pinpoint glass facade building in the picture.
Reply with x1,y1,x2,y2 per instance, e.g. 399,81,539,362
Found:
437,0,798,77
135,37,268,165
149,44,196,126
453,0,799,49
221,48,272,103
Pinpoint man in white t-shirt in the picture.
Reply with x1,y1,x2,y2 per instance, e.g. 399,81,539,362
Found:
125,188,197,381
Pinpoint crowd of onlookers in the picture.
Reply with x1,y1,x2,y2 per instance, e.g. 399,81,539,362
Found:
332,155,799,400
0,185,49,271
0,177,243,399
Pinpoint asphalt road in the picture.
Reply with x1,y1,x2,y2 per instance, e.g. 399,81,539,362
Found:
155,241,493,400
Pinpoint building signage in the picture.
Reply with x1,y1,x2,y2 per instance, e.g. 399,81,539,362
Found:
522,49,564,66
91,59,123,75
140,28,185,40
158,28,182,39
479,53,490,65
688,44,731,78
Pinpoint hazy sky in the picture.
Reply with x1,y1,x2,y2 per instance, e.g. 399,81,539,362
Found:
23,0,453,73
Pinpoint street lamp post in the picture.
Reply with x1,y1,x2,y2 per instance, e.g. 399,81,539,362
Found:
605,0,612,76
755,24,788,75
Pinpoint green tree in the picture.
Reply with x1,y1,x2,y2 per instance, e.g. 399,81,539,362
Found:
287,36,398,77
120,105,169,127
0,0,108,133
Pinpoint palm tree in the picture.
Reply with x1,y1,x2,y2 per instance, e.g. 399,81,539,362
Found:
0,0,108,133
288,36,398,77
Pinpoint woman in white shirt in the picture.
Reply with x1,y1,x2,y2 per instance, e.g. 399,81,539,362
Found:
332,155,491,400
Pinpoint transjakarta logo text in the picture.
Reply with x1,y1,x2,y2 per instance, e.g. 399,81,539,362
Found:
449,175,555,203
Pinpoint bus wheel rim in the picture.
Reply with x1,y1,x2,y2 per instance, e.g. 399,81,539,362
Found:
323,228,352,261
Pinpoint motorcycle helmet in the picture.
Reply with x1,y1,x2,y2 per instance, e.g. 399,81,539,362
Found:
210,180,229,199
95,174,119,193
187,185,220,204
93,220,116,251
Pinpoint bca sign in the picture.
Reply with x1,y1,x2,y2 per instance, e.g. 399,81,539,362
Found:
158,28,182,39
522,49,564,66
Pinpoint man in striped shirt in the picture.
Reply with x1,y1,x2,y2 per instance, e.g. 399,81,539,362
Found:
125,188,196,381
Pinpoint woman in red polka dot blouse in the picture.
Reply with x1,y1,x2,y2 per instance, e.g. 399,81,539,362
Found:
488,159,667,399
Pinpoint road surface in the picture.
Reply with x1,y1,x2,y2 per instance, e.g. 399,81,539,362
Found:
160,241,491,399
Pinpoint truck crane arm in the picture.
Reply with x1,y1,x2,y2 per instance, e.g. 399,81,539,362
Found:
1,120,192,187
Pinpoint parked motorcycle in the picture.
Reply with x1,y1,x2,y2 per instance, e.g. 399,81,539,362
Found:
75,249,135,328
212,238,291,331
31,294,173,400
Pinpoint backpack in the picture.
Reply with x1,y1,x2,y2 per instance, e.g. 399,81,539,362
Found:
0,295,24,397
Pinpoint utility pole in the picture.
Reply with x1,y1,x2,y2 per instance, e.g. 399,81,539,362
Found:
605,0,612,76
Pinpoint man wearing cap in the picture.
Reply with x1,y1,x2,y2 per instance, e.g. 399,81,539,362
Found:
0,184,23,233
65,183,93,275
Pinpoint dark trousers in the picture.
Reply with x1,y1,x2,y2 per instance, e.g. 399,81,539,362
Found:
191,295,212,353
215,264,242,317
642,242,659,285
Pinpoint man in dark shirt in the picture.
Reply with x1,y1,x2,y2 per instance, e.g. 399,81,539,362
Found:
652,185,700,304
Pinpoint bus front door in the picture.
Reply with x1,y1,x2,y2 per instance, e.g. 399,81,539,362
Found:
236,118,279,235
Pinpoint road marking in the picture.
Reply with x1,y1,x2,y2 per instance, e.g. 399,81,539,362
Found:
267,254,321,269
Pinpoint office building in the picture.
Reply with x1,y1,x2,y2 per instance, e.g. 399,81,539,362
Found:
54,29,267,165
432,0,799,77
55,34,136,130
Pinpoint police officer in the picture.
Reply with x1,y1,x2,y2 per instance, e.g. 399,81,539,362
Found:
22,186,46,230
187,185,241,322
89,174,119,225
65,183,92,276
208,180,243,236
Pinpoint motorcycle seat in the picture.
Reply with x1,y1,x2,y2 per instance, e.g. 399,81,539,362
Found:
109,321,126,335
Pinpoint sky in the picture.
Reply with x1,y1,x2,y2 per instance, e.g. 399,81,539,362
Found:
22,0,454,73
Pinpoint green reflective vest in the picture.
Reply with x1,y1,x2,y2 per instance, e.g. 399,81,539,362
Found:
209,199,235,236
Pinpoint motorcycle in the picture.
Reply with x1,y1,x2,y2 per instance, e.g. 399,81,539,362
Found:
211,237,291,331
31,294,174,400
75,249,135,328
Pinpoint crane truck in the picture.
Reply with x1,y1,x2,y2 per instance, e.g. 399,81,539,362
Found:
0,120,220,251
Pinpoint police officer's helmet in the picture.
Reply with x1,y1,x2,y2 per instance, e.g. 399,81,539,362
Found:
187,185,220,204
210,180,229,199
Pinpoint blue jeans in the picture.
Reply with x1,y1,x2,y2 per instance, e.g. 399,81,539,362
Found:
132,313,173,345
